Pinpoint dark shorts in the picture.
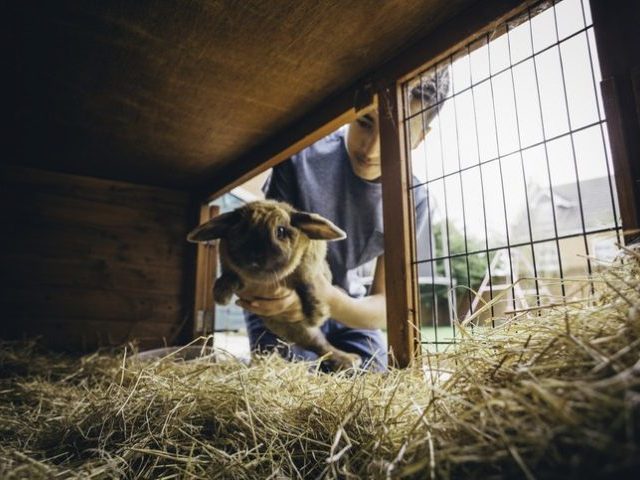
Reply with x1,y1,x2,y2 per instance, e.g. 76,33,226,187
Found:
244,312,388,372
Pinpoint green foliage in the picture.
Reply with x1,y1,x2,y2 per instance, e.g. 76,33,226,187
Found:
425,221,487,305
434,222,486,289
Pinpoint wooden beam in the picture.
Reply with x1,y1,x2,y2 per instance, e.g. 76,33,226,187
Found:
198,0,528,202
193,204,219,337
199,88,377,202
590,0,640,241
379,85,422,368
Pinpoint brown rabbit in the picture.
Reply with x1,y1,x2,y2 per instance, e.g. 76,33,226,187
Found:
187,200,362,371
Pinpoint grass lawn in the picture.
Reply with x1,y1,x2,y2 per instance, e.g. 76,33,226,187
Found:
381,325,458,352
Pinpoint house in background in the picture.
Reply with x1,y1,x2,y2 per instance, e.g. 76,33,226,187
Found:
431,175,623,327
519,176,619,269
507,175,621,302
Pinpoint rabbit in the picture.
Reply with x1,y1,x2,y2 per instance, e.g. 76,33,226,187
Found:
187,199,363,371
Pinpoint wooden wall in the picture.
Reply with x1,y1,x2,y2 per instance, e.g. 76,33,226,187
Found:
0,166,194,351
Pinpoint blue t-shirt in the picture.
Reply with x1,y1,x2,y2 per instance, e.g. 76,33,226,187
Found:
264,127,429,296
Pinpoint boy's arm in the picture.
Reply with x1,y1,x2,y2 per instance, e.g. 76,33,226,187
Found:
238,256,387,330
323,255,386,329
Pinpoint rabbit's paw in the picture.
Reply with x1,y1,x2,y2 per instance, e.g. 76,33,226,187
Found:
327,351,362,371
213,275,240,305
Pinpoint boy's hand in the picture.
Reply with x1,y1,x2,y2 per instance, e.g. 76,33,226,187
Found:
236,275,333,322
236,288,303,321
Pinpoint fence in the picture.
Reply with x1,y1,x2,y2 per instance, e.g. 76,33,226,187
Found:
401,0,623,351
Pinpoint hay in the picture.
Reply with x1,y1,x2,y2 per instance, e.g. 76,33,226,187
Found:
1,247,639,479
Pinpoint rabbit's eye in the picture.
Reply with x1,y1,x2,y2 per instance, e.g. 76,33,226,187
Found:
276,226,288,240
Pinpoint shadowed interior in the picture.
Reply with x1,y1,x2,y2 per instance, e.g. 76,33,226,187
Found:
6,0,476,189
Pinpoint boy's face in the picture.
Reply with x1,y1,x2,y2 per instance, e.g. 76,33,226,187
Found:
346,102,426,181
346,111,381,181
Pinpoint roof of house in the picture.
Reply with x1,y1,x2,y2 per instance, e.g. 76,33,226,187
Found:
522,176,618,238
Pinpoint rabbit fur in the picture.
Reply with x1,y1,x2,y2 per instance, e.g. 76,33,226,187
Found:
187,200,362,370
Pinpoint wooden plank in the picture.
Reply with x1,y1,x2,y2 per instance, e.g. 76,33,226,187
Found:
198,0,527,202
2,189,188,231
588,0,640,79
3,318,181,351
2,169,190,270
633,67,640,124
0,287,182,323
1,165,190,214
193,204,219,336
1,168,190,352
2,222,186,269
599,78,640,240
3,255,183,294
200,95,377,202
1,312,182,329
379,85,422,368
172,196,200,345
590,0,640,240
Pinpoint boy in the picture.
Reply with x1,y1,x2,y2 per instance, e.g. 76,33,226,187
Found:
239,71,449,371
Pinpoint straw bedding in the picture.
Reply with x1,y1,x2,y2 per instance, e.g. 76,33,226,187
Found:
1,247,639,479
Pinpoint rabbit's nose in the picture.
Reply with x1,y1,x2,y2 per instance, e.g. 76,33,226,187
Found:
250,261,260,269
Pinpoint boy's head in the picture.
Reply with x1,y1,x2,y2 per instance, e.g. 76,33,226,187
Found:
346,68,450,181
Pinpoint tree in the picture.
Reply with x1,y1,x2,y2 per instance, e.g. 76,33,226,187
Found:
420,221,487,324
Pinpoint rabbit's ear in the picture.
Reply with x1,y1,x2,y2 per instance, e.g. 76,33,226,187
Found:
187,211,238,243
291,212,346,241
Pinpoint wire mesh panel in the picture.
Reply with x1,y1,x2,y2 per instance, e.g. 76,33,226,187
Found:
402,0,623,352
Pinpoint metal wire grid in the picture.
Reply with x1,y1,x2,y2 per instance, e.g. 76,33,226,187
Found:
401,0,623,350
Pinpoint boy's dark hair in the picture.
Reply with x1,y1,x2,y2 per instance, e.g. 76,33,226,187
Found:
409,67,450,128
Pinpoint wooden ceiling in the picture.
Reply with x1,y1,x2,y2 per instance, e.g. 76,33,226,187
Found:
6,0,479,191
